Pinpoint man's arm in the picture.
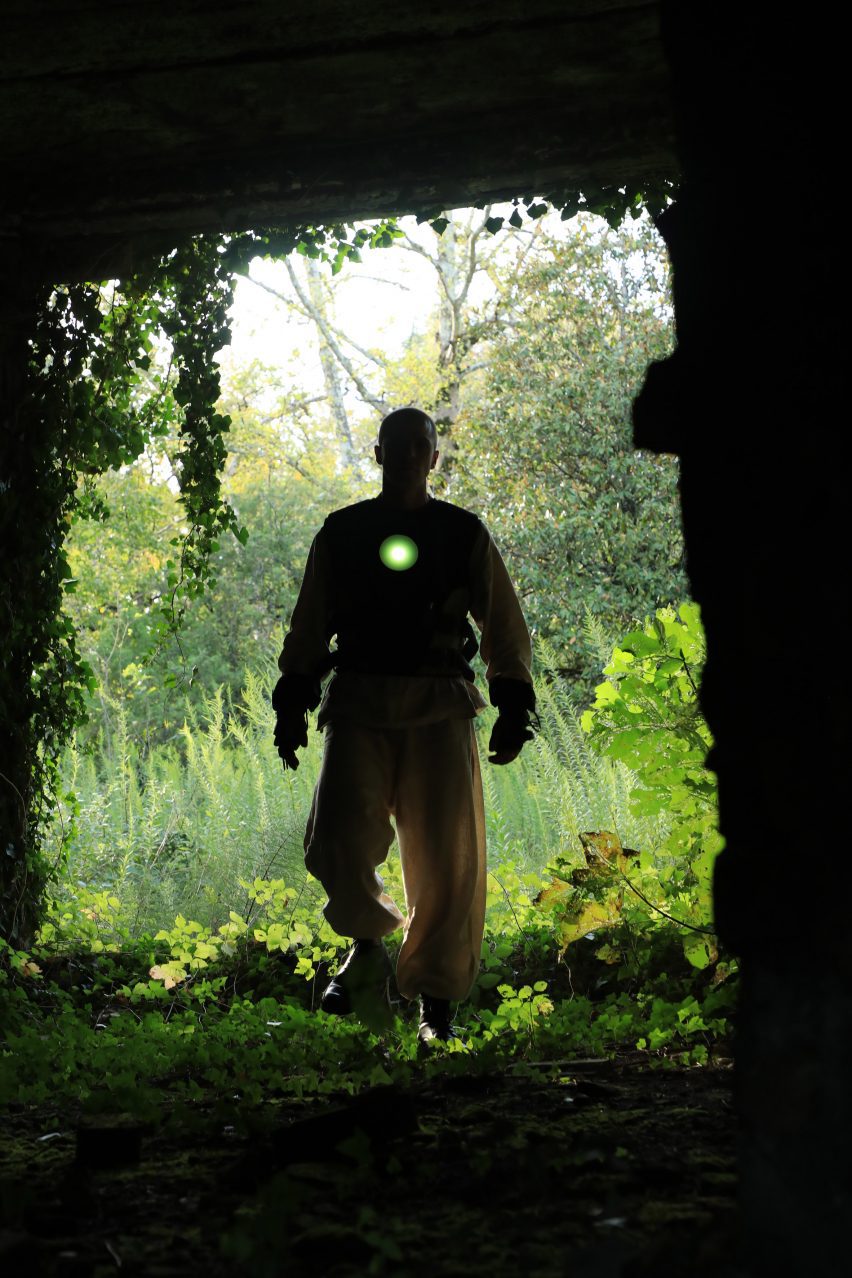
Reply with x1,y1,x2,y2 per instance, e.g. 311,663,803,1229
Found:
273,529,332,769
469,524,536,765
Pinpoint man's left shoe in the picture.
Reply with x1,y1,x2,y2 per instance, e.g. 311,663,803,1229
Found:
418,995,458,1045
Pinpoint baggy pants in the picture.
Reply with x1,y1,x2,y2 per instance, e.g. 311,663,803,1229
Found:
304,717,487,1001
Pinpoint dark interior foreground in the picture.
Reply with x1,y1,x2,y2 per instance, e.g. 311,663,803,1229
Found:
1,4,846,1274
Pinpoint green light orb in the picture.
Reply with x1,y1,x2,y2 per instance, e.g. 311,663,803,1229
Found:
379,534,418,571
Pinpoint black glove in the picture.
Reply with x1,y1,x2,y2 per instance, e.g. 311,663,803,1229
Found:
274,707,308,770
487,677,538,765
272,674,320,771
488,713,535,763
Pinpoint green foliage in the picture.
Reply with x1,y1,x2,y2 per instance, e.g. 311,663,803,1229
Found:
1,278,168,941
451,216,686,704
43,625,726,1007
0,625,733,1124
62,367,374,743
47,674,321,934
0,214,412,944
536,604,725,974
2,253,243,939
550,179,675,229
60,213,684,749
47,645,667,944
2,192,719,1124
582,601,721,925
421,184,675,238
222,219,404,277
0,889,731,1121
153,239,244,626
3,191,683,950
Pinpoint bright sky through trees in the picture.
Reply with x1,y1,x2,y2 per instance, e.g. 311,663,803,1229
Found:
221,202,555,416
221,201,671,439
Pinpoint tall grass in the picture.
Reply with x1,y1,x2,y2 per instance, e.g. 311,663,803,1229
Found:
53,673,322,936
51,647,666,938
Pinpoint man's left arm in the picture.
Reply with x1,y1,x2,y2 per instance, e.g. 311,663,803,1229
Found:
469,524,537,765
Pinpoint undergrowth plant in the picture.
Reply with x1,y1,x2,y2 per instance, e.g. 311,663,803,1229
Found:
534,603,728,979
50,639,667,940
480,637,668,875
0,615,735,1126
0,887,733,1124
51,672,322,936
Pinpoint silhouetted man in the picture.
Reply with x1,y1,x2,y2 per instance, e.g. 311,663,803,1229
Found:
272,407,535,1044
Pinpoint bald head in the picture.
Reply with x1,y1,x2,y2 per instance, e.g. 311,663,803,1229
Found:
377,407,438,450
374,406,439,507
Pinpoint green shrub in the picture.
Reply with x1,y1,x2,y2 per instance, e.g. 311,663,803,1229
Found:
536,604,727,976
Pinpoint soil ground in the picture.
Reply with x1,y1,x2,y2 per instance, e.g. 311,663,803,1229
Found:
0,1056,743,1277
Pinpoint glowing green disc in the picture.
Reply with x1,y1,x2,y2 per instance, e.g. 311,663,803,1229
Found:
379,534,418,571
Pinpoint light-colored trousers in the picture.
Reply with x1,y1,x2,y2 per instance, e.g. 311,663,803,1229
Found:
304,717,487,1001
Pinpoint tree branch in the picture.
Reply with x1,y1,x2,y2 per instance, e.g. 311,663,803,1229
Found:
241,272,312,324
335,331,388,369
284,259,387,416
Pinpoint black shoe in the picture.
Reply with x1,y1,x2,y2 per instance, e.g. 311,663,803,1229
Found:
320,939,393,1017
417,995,458,1045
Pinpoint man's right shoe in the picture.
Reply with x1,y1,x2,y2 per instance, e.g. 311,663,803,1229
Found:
417,995,458,1045
319,939,393,1016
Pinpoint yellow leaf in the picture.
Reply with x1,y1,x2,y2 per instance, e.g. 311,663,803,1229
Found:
579,831,639,877
149,963,185,989
558,899,623,952
579,830,623,867
534,876,573,908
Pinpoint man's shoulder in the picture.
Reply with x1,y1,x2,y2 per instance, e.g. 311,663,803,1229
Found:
428,499,484,541
429,497,481,522
322,496,483,530
321,498,378,532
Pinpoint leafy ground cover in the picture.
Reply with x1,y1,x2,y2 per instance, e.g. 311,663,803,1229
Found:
0,915,738,1276
0,607,741,1274
1,912,740,1273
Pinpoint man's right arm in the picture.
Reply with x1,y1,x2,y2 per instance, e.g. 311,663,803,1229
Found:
273,529,332,769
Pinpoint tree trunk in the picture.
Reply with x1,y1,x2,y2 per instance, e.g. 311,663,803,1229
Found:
304,257,356,469
433,215,463,477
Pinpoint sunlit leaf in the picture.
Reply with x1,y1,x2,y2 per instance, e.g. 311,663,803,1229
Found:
682,932,718,971
558,899,621,951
